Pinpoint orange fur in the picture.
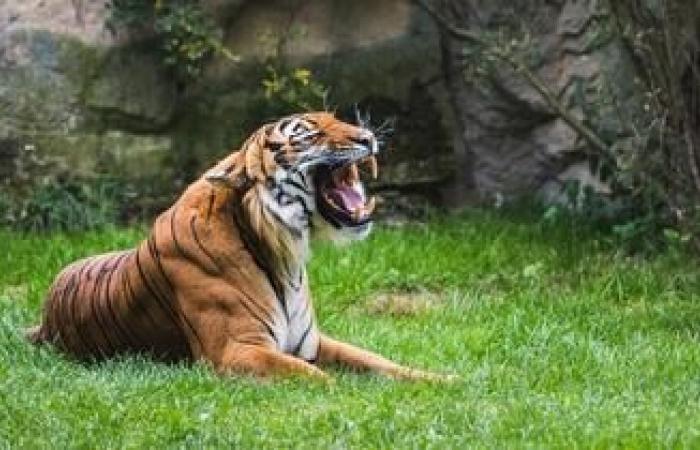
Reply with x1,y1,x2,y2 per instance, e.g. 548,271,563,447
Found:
27,112,449,381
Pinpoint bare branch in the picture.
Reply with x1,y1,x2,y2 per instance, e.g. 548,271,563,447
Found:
413,0,613,159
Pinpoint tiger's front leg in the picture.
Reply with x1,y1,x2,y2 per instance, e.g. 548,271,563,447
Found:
215,341,330,380
184,291,329,380
317,334,452,382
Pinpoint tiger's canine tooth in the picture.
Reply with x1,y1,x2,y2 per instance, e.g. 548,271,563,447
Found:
365,196,376,215
360,156,379,180
348,163,359,184
368,156,378,179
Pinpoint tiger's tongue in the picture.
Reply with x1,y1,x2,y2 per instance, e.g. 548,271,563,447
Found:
327,185,364,212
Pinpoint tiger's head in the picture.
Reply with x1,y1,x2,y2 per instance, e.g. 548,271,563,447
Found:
206,112,380,247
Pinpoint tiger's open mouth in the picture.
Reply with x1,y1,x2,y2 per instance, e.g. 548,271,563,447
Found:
315,156,378,228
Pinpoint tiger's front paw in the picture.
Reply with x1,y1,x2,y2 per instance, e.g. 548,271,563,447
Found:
394,367,459,383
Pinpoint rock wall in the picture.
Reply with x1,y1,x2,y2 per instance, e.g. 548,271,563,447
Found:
0,0,455,217
440,0,642,204
0,0,176,194
0,0,644,216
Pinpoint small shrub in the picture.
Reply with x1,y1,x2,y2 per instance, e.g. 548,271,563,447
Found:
3,180,124,233
608,0,700,251
106,0,236,81
154,2,227,80
240,63,328,135
261,65,327,113
0,145,129,232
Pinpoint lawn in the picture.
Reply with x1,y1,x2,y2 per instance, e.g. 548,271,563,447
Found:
1,211,700,448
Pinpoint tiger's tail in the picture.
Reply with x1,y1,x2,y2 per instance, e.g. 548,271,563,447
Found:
24,325,44,345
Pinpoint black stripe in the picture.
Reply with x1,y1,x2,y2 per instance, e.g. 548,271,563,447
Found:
147,231,203,355
88,258,119,356
278,119,292,132
293,122,305,134
123,266,162,344
94,257,126,355
190,216,222,273
206,190,216,223
292,194,312,219
102,253,142,351
116,258,152,352
171,208,193,263
263,203,303,240
292,319,313,356
67,264,95,356
274,153,291,167
268,142,283,152
56,273,81,352
231,204,289,325
280,178,312,195
68,264,99,358
274,189,288,205
297,170,310,187
134,248,185,341
171,208,219,276
237,293,278,344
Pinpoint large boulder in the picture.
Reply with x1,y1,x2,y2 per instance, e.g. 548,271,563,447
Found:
440,0,643,203
0,0,175,196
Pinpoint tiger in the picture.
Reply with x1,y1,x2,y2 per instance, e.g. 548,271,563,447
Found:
26,112,449,381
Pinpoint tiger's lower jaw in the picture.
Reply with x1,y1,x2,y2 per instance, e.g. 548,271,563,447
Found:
312,214,372,245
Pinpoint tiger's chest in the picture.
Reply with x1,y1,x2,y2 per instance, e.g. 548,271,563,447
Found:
272,274,319,362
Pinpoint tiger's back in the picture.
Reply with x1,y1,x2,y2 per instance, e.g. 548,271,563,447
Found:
29,244,192,361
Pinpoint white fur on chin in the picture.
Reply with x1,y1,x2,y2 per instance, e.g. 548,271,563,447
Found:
311,215,373,246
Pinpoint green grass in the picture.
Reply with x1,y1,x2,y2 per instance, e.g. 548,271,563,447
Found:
1,211,700,448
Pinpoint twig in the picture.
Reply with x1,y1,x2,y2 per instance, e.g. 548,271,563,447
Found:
413,0,613,159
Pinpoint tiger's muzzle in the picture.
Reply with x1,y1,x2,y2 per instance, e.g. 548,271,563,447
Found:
311,138,379,229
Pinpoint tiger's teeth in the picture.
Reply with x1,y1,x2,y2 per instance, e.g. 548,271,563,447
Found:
365,196,376,215
367,156,378,179
348,163,359,184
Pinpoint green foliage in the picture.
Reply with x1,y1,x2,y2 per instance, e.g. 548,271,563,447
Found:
2,213,700,446
607,0,700,250
0,145,129,232
249,20,327,117
543,1,700,253
0,180,124,233
260,65,328,115
154,2,225,79
237,64,328,136
106,0,234,81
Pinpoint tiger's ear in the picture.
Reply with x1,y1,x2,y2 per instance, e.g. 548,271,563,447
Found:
205,153,248,190
205,169,243,189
